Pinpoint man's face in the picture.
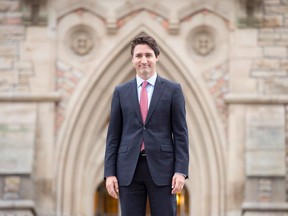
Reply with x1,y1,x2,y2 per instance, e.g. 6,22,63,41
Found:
132,44,159,80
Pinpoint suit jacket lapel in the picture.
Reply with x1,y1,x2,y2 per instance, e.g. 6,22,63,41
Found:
130,78,143,124
145,76,165,125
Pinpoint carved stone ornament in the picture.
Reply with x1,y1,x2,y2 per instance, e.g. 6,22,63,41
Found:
70,29,94,56
192,30,215,56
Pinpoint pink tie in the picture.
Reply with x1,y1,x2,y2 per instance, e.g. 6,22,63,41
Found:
140,81,148,151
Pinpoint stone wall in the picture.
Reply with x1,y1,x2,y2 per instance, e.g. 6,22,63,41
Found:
233,0,288,215
0,0,287,216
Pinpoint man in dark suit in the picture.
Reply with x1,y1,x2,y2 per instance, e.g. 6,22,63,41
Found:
104,32,189,216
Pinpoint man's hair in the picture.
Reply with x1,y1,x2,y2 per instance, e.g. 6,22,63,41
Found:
130,32,160,57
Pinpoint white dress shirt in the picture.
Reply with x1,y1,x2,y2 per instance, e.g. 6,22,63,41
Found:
136,73,157,108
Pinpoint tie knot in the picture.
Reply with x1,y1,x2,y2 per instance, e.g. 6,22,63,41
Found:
142,81,148,88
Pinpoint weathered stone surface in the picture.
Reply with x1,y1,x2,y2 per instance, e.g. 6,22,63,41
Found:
245,106,286,176
0,1,21,12
246,151,286,176
0,104,36,174
0,26,25,41
264,46,287,57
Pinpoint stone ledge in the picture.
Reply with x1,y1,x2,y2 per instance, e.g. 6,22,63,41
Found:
224,94,288,104
242,202,288,211
0,92,61,102
0,200,35,209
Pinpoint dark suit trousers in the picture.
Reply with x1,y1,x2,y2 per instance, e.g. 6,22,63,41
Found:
119,155,176,216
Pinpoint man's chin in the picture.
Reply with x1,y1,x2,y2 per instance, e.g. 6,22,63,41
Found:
139,70,149,75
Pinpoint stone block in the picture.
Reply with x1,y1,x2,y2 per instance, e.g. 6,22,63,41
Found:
0,71,16,91
263,15,284,27
262,78,288,94
14,61,33,70
246,105,285,127
0,44,17,57
245,106,286,176
265,0,281,4
245,177,287,203
3,176,20,199
258,31,280,45
264,46,287,57
0,210,34,216
251,70,287,78
0,1,21,12
265,5,288,13
246,127,285,150
246,151,286,176
0,58,13,70
2,12,22,25
0,26,25,41
281,59,288,69
0,104,36,174
0,200,35,215
252,59,280,70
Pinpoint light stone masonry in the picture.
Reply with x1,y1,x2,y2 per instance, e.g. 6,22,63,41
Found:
264,46,288,57
252,59,280,70
265,0,282,4
265,5,288,14
0,44,18,57
263,15,284,27
0,0,287,216
0,58,13,70
0,1,20,12
0,26,25,41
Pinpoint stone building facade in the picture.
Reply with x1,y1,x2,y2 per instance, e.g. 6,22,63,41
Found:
0,0,287,216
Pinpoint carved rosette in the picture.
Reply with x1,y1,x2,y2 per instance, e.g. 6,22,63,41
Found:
192,31,215,56
66,25,96,57
189,26,216,57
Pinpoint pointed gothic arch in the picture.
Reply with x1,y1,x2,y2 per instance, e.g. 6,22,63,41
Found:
55,1,106,21
55,12,227,216
115,1,170,21
178,1,233,23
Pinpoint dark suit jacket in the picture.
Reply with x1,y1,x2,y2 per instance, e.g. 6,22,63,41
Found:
104,75,189,186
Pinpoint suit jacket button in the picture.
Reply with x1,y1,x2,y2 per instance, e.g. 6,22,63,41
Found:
143,127,146,130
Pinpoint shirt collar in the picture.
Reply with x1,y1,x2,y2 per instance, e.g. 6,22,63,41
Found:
136,73,157,87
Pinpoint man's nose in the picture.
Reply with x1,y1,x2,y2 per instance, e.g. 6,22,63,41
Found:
140,57,147,63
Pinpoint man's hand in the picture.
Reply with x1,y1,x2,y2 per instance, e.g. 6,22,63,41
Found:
106,176,119,199
171,173,185,194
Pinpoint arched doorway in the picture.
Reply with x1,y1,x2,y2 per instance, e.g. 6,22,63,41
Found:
94,181,118,216
55,7,226,216
55,28,226,216
94,181,190,216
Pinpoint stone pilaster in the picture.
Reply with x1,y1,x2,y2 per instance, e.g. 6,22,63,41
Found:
242,105,288,216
